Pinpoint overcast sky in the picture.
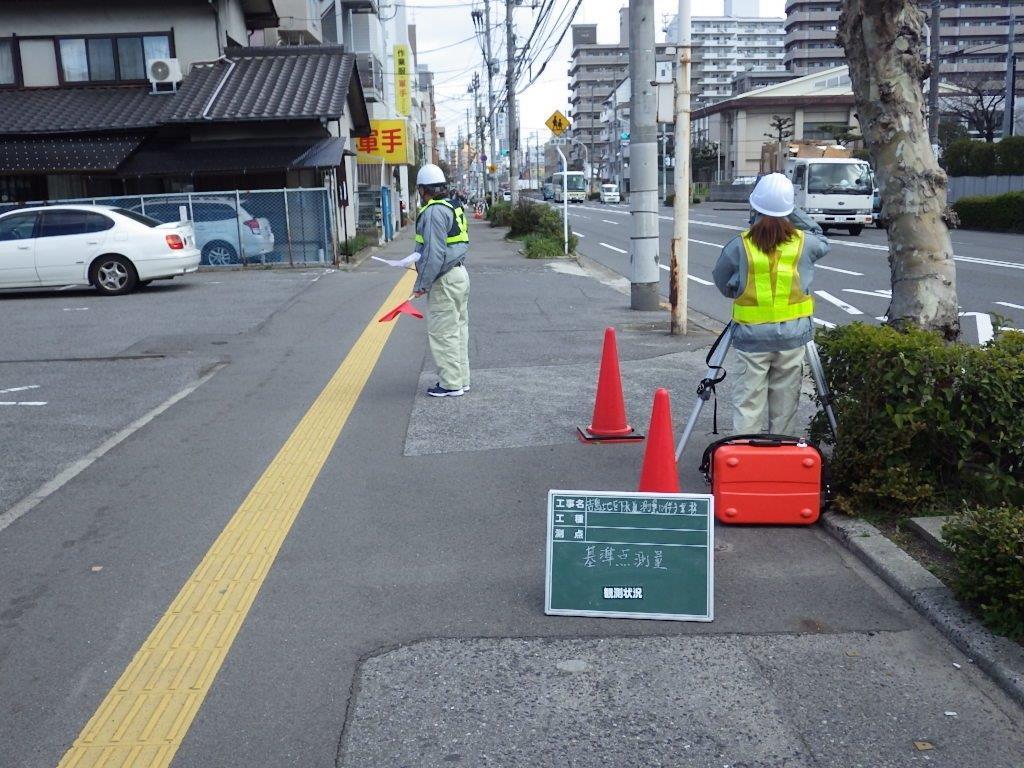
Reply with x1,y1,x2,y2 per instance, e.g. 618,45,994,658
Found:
407,0,787,149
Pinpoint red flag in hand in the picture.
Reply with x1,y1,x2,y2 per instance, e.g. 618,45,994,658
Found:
378,299,424,322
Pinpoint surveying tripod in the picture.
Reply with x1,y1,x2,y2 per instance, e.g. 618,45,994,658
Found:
674,321,839,461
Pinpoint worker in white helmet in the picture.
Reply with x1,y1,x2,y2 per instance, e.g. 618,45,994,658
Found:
712,173,831,435
413,163,471,397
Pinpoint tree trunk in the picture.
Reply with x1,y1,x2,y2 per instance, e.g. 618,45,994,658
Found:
838,0,959,338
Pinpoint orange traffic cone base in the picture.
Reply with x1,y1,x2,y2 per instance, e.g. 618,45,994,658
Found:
576,425,645,444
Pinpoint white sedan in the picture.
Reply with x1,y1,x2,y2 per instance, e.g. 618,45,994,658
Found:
0,205,199,295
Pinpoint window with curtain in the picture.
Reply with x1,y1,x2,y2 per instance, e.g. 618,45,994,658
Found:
0,39,14,85
58,33,171,83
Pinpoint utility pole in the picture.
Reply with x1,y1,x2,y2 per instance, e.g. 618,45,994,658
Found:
506,0,519,204
473,2,500,202
589,82,597,194
927,0,942,146
1003,13,1017,139
628,0,660,311
670,0,692,334
466,107,473,197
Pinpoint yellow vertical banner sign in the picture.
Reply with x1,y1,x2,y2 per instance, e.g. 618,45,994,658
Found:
356,119,413,165
394,44,411,116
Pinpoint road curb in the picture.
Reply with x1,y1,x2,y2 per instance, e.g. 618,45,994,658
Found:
821,511,1024,708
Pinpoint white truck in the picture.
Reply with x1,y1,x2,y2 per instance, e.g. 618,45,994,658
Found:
784,156,874,236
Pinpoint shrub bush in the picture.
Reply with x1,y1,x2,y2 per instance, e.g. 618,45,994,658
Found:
487,201,513,228
508,200,568,241
995,135,1024,175
664,193,675,206
523,234,565,259
810,323,1024,518
945,136,1024,176
944,506,1024,640
953,191,1024,233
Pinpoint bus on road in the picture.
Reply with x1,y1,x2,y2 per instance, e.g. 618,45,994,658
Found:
552,171,586,203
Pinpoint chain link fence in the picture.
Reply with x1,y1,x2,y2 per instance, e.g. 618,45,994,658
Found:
0,187,336,266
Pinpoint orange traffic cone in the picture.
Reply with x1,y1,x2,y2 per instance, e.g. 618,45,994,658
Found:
638,388,681,493
577,327,644,443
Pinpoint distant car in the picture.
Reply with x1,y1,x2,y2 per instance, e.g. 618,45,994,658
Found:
731,176,757,186
501,189,512,202
0,205,199,295
542,182,555,200
872,188,886,228
131,198,274,265
599,184,620,204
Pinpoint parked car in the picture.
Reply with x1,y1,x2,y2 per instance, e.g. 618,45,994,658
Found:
501,189,512,202
0,205,199,295
599,183,620,204
731,176,758,186
542,182,555,200
131,198,274,265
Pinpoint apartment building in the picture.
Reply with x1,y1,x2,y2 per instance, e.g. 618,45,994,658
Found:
567,10,674,181
785,0,1023,96
664,11,788,103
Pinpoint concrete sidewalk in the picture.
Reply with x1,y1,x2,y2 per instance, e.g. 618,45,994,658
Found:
0,219,1021,768
333,222,1024,767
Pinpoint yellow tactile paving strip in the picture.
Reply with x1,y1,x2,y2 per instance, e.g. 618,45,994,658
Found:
58,272,416,768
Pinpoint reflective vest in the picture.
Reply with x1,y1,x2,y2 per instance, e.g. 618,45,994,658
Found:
414,198,470,245
732,229,814,324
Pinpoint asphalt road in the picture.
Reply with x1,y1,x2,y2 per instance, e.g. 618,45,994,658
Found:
544,197,1024,343
2,226,1022,767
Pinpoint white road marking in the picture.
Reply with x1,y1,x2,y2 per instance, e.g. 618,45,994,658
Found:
955,255,1024,271
0,385,39,394
817,264,864,276
815,290,864,315
690,238,724,248
843,288,890,298
960,312,995,345
572,231,585,238
813,318,837,328
0,401,47,406
995,301,1024,310
600,219,617,224
62,307,89,312
656,264,714,285
599,242,627,254
0,365,225,535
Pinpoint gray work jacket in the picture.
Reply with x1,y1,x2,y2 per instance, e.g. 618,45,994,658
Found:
413,202,469,294
712,230,830,352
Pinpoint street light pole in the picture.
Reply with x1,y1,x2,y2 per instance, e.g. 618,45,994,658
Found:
506,0,520,205
483,0,498,202
1003,13,1017,139
670,0,692,335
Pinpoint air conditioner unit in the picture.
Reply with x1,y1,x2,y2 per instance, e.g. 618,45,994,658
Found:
148,58,183,91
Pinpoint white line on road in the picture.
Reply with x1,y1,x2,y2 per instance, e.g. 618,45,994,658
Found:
815,290,864,315
0,401,47,406
813,318,837,328
656,264,714,284
572,231,585,238
995,301,1024,310
689,239,724,248
0,385,40,394
62,307,89,312
843,288,890,298
954,255,1024,271
961,311,995,345
817,264,864,276
0,364,225,536
600,219,617,224
599,242,627,254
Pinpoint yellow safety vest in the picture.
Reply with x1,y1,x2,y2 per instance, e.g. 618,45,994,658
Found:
733,229,814,324
414,198,470,245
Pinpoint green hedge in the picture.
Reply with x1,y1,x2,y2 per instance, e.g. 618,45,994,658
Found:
944,136,1024,176
523,234,566,259
487,201,513,227
944,506,1024,640
953,191,1024,233
810,324,1024,518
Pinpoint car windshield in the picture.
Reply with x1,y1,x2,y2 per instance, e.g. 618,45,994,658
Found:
113,208,163,227
564,175,586,191
807,163,872,195
602,185,617,192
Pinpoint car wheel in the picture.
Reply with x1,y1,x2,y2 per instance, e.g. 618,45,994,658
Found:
848,225,864,236
202,240,238,265
91,255,138,296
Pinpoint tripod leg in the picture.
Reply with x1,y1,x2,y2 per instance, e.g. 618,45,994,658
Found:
675,324,734,461
805,340,838,441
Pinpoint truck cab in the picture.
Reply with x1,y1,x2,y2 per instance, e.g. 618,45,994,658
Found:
599,184,620,204
787,158,874,236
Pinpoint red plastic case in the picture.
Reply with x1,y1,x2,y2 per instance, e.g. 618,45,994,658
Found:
709,438,823,525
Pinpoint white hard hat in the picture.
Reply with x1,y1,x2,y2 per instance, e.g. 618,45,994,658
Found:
416,164,447,187
749,173,795,218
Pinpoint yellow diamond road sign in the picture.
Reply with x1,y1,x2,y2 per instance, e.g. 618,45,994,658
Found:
546,110,570,136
